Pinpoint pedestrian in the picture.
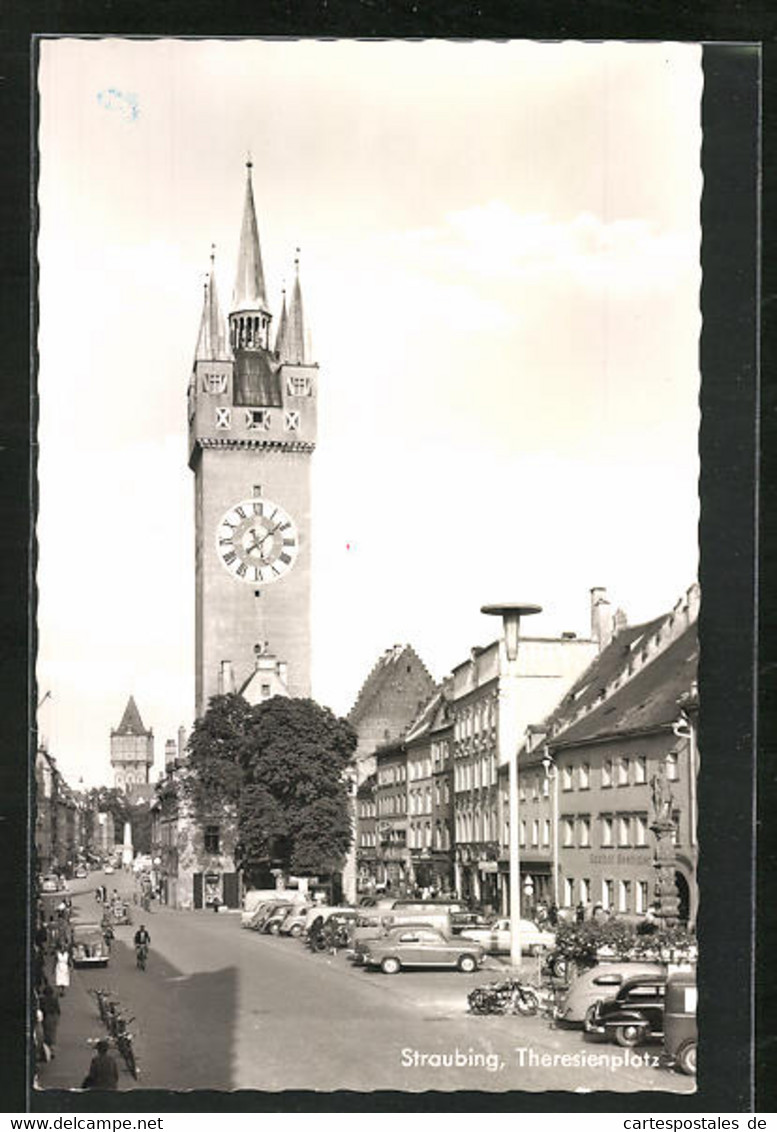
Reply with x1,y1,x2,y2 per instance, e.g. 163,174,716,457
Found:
81,1038,119,1090
41,983,61,1056
548,902,559,927
575,901,586,924
54,945,71,996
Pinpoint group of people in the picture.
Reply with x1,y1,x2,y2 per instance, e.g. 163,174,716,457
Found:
32,900,75,1065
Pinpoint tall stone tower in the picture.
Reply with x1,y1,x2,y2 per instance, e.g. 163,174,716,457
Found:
110,696,154,791
188,162,317,718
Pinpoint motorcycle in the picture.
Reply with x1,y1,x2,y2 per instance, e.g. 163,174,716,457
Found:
468,977,541,1017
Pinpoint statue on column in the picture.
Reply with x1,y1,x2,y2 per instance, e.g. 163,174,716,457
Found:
650,757,680,926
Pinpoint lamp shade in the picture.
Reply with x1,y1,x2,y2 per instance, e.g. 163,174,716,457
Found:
481,603,542,661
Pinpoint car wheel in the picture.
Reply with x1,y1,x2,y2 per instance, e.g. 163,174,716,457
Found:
615,1023,645,1048
677,1040,697,1076
458,954,478,974
513,989,539,1016
289,924,302,938
268,922,280,935
583,1004,599,1033
381,956,401,975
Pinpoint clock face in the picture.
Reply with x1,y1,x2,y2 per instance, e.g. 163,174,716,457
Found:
216,498,299,584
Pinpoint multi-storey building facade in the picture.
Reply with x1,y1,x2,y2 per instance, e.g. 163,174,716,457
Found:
374,741,409,892
507,584,700,925
451,629,599,914
405,688,454,893
355,773,378,892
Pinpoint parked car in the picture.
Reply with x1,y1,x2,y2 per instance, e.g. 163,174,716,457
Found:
663,969,697,1075
72,922,109,967
450,911,492,935
361,925,485,974
349,919,450,965
585,973,667,1047
555,961,666,1026
40,874,62,893
243,901,280,931
104,864,115,875
263,903,296,935
303,905,354,936
278,905,312,938
74,866,88,879
460,918,555,955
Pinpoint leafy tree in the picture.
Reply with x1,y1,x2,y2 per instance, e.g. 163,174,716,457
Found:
86,786,131,842
186,693,357,881
185,693,250,815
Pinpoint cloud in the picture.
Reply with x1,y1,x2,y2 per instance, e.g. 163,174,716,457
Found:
386,201,699,295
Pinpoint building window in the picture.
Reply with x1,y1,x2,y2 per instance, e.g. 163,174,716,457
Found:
580,877,591,905
634,756,647,784
562,765,573,791
636,880,649,914
601,816,613,847
602,760,613,788
519,820,526,847
562,817,574,847
666,753,679,781
260,683,271,698
204,372,227,394
617,758,629,786
618,879,631,913
246,408,271,430
542,819,550,847
564,877,575,907
286,374,312,397
204,825,220,854
542,774,549,797
602,878,614,910
635,813,648,846
519,780,526,802
215,407,231,429
579,816,591,847
618,816,631,846
579,763,590,790
531,820,539,847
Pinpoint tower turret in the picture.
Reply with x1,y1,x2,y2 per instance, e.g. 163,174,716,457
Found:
280,249,309,365
194,246,229,363
230,160,272,353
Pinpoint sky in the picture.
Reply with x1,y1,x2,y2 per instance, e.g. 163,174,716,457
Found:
36,39,702,788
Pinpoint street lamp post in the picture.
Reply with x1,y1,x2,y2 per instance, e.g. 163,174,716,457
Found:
482,602,542,970
542,749,559,908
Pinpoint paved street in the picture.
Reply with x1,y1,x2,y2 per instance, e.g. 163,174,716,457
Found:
38,872,694,1095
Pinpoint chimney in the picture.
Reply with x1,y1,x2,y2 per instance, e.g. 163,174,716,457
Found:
219,660,234,695
590,586,615,651
165,740,177,769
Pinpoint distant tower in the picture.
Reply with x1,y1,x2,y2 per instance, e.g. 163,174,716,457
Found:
110,696,154,792
187,162,318,717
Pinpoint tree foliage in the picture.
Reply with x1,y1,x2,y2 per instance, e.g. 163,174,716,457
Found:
187,694,357,879
553,918,697,971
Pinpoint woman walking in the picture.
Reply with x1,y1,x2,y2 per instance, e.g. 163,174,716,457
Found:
41,982,61,1056
54,945,71,996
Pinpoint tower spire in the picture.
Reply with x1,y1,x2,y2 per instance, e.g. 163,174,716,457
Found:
232,159,269,315
194,244,229,362
274,281,288,357
284,247,309,365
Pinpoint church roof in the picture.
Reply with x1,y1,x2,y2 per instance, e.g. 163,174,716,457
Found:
232,161,269,314
114,695,150,737
194,250,229,362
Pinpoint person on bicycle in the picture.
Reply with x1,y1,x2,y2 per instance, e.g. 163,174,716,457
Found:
133,924,150,966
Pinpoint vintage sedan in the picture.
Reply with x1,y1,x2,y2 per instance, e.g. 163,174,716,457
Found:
556,961,666,1026
72,922,109,967
460,918,555,955
585,973,667,1047
361,926,485,974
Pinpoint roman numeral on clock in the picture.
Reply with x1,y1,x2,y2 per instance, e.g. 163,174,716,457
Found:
222,550,237,566
236,562,247,577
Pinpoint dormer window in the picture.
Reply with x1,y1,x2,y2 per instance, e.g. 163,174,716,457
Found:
284,410,300,431
286,374,312,397
245,409,271,430
215,407,231,430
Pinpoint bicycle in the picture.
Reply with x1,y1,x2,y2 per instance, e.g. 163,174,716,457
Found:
135,943,149,970
86,1031,139,1081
